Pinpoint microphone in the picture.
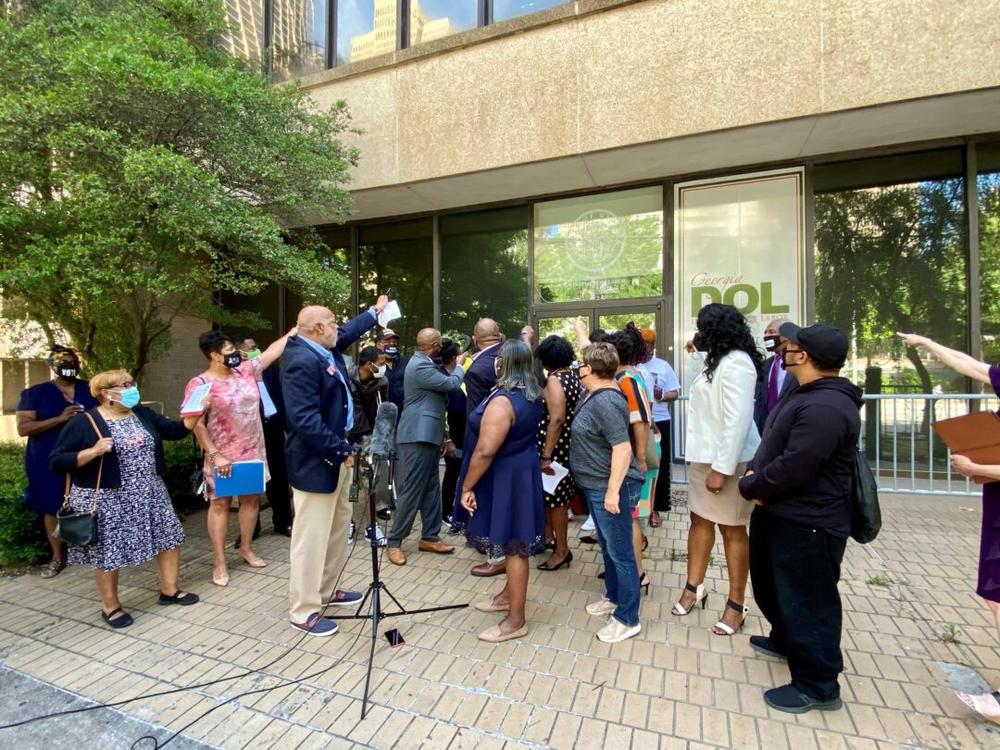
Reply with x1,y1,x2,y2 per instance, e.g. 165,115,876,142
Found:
369,402,398,460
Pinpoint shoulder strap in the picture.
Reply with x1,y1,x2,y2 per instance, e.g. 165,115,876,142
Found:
83,412,105,497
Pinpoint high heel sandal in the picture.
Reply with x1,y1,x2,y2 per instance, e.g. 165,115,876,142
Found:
671,582,707,615
639,572,650,596
712,599,749,636
538,551,573,571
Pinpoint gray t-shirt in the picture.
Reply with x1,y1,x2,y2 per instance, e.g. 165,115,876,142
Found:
569,388,645,491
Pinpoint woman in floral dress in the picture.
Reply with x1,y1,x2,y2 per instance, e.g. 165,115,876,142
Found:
184,328,293,586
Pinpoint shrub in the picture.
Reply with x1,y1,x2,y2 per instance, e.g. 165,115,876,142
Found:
0,442,46,566
161,437,204,517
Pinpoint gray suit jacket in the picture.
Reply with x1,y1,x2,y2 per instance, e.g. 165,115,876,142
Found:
397,352,466,445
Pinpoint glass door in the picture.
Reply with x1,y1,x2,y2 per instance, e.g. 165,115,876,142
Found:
533,302,663,358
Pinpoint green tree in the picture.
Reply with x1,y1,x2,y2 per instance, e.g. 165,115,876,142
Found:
0,0,356,379
815,178,968,394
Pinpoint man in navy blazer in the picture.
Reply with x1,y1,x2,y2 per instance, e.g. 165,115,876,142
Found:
283,296,387,636
754,318,798,434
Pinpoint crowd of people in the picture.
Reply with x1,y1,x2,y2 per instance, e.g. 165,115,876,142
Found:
16,296,1000,718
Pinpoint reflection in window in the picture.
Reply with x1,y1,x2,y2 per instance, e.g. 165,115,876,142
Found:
410,0,477,47
493,0,566,23
978,142,1000,365
271,0,328,80
285,230,353,324
340,0,395,64
221,0,266,67
440,207,529,340
534,187,663,303
359,219,434,348
814,149,967,393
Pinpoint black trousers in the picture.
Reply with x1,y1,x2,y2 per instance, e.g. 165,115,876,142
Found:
749,509,848,701
263,417,292,531
653,420,672,512
441,454,462,520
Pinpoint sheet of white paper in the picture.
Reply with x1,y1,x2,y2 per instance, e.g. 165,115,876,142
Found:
541,459,569,495
180,381,212,416
378,300,402,327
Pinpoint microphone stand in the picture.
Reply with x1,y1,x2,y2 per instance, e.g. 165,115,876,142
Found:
341,447,467,719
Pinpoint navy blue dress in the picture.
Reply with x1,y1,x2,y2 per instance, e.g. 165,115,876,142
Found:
450,387,546,558
18,380,98,515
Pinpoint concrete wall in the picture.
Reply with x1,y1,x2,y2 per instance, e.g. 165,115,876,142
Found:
139,315,211,416
299,0,1000,194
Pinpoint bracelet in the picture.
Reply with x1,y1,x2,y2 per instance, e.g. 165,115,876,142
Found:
540,455,552,461
207,451,220,463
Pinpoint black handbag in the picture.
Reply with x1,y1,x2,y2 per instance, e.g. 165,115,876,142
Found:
850,448,881,544
54,413,104,547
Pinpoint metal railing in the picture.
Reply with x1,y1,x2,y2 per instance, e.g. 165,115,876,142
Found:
666,393,997,497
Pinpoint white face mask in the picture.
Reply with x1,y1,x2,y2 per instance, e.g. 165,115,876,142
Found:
373,364,387,378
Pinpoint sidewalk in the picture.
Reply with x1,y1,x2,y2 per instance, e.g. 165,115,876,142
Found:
0,489,998,748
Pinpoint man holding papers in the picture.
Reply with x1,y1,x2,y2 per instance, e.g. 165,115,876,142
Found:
283,296,388,637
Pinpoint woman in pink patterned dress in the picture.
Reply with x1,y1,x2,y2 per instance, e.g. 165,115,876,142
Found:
184,329,293,586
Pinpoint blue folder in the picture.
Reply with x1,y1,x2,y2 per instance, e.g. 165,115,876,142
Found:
214,460,266,498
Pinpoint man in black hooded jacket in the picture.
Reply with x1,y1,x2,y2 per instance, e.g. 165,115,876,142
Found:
738,322,861,715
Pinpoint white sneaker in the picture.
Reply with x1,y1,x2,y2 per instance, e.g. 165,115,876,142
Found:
597,617,641,643
365,524,387,547
580,515,596,532
348,521,357,543
586,598,617,617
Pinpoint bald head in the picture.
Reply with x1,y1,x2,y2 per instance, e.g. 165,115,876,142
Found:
296,306,338,349
416,328,442,353
764,318,790,337
474,318,501,348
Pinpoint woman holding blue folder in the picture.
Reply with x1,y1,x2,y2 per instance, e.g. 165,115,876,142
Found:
185,329,294,587
50,370,208,628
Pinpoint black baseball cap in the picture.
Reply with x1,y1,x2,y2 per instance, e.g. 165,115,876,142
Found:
377,329,398,341
778,322,849,368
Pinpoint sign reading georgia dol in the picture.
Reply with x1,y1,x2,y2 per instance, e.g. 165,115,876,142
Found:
674,168,805,388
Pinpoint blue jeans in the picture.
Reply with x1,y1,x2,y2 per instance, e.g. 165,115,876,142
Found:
583,479,643,627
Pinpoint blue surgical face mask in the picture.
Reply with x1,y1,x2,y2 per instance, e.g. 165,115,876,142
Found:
113,386,141,409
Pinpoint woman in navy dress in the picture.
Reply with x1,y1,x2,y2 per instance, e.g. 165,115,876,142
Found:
451,340,545,643
899,333,1000,721
16,346,98,578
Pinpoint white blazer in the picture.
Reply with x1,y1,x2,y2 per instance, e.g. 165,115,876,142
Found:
685,350,760,475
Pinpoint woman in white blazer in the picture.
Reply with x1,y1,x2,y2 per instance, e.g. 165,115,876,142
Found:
674,304,763,636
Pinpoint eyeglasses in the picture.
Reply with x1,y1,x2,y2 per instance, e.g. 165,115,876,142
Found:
109,382,134,389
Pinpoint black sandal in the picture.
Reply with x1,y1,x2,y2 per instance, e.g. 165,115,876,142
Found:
101,607,133,629
158,590,200,606
579,535,599,545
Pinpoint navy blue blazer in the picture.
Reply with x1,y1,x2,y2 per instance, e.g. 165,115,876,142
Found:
282,309,377,493
465,343,500,415
753,355,798,434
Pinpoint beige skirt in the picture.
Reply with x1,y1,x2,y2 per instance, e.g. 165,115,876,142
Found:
687,462,751,526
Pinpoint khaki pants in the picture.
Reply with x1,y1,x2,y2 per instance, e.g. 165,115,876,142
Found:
289,467,354,624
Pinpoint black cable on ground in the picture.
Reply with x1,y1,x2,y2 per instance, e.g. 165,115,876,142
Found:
0,490,384,741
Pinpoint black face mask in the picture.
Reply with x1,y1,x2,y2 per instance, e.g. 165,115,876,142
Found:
54,365,79,379
223,352,242,369
384,345,399,357
763,335,781,352
692,331,709,352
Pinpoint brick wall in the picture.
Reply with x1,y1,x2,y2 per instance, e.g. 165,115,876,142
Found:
140,315,211,417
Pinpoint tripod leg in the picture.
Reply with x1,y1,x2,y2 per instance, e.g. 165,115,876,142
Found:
361,586,381,720
382,585,407,614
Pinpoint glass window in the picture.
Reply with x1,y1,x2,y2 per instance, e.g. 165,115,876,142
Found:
440,207,529,340
978,141,1000,365
493,0,566,23
534,186,663,303
359,219,434,349
338,0,396,64
271,0,328,80
814,149,967,392
221,0,266,66
409,0,477,47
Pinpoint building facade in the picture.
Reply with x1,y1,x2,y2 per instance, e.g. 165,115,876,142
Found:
150,0,1000,414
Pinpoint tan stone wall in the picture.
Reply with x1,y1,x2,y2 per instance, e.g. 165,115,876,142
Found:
139,315,211,417
302,0,1000,193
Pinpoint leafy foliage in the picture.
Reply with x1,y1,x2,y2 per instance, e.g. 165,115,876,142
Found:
0,0,356,379
0,442,46,566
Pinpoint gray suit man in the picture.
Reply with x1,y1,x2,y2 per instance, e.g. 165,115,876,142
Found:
387,328,466,565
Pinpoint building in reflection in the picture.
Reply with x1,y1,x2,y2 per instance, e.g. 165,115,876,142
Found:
221,0,266,64
350,0,452,62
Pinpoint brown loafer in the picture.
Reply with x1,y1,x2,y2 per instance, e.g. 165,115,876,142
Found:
471,562,506,577
387,547,406,566
418,540,455,554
